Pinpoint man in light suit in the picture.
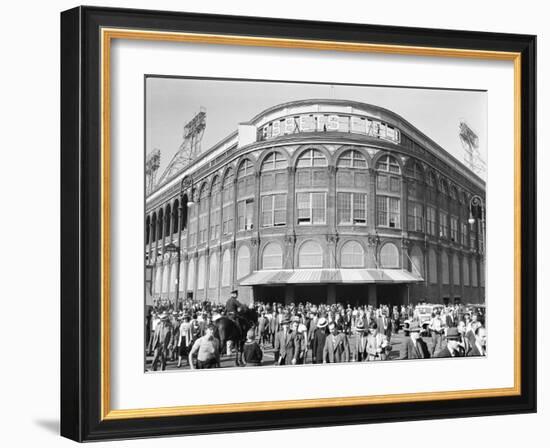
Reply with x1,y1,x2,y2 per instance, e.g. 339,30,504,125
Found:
399,323,430,360
150,312,174,371
366,321,390,361
323,323,350,363
273,316,295,365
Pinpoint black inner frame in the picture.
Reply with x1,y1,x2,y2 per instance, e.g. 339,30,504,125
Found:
60,6,536,442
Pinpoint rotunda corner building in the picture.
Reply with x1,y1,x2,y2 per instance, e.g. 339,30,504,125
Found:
145,99,486,308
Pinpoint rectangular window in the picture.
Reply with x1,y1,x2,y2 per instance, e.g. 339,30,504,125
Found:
337,192,352,224
461,222,468,246
407,202,424,232
353,194,366,224
470,228,477,250
261,194,286,227
439,211,448,238
450,216,459,242
210,209,220,241
297,192,326,225
376,196,400,228
237,199,254,231
222,205,233,235
427,206,436,236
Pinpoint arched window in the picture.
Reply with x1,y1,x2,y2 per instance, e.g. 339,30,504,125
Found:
237,245,251,279
178,262,185,292
154,266,162,294
376,155,401,228
428,248,437,284
222,169,234,235
337,149,367,168
197,255,206,290
406,161,424,232
262,242,283,270
261,152,287,228
145,216,151,244
298,241,323,268
188,190,198,246
221,249,231,286
410,246,424,278
164,204,171,236
198,184,209,244
208,253,218,288
261,151,288,171
296,149,327,167
237,160,255,231
453,253,460,285
337,150,368,226
471,259,478,287
151,213,157,242
380,242,399,268
441,250,450,284
157,209,164,240
340,240,364,268
296,149,328,226
172,200,179,234
209,177,221,241
161,265,169,293
463,257,470,286
186,259,195,291
480,260,485,287
169,263,177,293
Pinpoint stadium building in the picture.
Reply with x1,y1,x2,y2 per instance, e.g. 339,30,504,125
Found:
145,99,486,307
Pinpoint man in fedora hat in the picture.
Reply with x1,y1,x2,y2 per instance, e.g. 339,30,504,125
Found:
435,327,464,358
274,315,295,365
150,311,174,371
323,322,350,364
311,317,328,364
399,323,430,360
352,321,370,362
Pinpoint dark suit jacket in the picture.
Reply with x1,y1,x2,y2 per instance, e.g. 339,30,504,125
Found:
151,322,173,351
399,337,430,359
323,333,350,363
435,346,463,358
311,328,327,363
274,329,295,362
467,343,485,357
377,316,392,337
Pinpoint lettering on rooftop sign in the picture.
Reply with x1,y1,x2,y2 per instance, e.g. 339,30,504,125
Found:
259,113,401,143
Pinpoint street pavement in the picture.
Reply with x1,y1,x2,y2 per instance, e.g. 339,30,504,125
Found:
145,331,439,371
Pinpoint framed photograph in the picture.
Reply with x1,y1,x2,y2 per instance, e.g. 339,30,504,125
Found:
60,6,536,441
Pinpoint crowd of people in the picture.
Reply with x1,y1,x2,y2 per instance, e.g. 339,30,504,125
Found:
146,291,487,371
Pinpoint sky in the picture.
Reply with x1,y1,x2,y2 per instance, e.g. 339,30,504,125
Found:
145,77,487,180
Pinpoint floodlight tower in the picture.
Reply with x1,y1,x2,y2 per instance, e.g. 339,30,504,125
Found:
145,149,161,194
459,120,486,177
157,108,207,185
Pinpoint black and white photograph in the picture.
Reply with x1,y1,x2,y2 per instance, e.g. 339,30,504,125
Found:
144,77,488,371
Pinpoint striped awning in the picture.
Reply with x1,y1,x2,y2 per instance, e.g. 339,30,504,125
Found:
239,269,423,286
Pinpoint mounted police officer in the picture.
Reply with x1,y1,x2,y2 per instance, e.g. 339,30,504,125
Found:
225,289,244,318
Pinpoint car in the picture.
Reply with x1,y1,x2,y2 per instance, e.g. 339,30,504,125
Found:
402,304,445,336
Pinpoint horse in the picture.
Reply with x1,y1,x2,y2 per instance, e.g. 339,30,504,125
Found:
214,307,258,366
